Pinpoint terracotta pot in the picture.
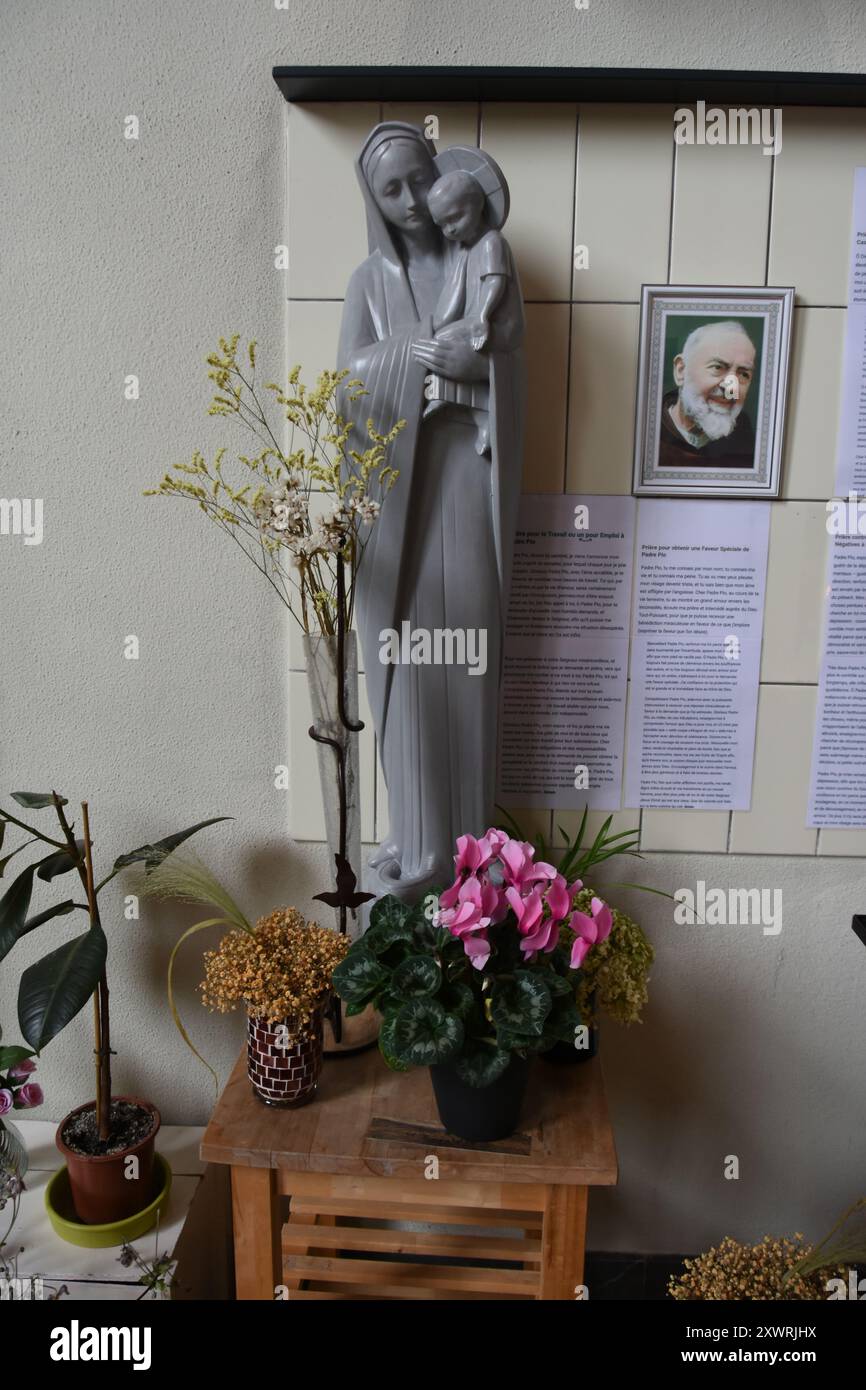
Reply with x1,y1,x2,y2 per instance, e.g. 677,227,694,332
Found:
55,1097,160,1226
247,1009,324,1107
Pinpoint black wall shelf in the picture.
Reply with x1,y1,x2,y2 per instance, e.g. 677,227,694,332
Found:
273,65,866,108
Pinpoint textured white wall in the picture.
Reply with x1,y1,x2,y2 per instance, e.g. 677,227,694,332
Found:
2,1,865,1258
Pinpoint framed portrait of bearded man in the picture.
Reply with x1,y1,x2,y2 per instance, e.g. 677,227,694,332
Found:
633,285,794,498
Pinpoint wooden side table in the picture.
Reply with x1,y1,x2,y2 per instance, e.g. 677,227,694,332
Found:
200,1046,617,1301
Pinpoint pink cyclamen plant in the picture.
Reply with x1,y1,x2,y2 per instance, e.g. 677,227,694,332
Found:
436,830,610,972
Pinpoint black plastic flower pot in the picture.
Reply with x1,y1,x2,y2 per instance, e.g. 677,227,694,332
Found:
541,1025,599,1064
430,1054,530,1142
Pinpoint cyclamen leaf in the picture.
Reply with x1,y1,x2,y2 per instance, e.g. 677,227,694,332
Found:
390,998,463,1068
490,972,552,1038
391,955,442,1000
378,1014,410,1073
363,912,415,956
439,981,475,1022
455,1043,513,1089
368,894,413,938
331,947,388,1006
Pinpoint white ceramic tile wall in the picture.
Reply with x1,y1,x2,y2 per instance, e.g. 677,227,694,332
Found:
768,107,866,306
567,303,640,495
480,104,577,302
286,103,866,861
670,133,773,287
382,102,479,151
781,307,845,500
572,105,674,304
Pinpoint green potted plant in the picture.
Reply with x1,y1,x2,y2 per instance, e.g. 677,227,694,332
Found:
332,827,613,1142
0,790,225,1227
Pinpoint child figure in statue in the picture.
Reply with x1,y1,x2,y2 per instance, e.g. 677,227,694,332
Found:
422,169,513,456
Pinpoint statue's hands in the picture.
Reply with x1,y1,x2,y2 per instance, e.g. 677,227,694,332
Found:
412,322,489,382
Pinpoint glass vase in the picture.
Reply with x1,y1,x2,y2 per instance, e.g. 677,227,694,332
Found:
303,630,362,942
247,1010,325,1108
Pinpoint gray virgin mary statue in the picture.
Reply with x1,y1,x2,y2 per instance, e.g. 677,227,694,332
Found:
338,122,525,902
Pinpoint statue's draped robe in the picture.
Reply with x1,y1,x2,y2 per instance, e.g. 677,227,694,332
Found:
338,130,525,898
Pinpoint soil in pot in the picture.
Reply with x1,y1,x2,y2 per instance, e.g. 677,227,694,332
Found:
430,1054,530,1143
60,1100,156,1157
56,1097,160,1226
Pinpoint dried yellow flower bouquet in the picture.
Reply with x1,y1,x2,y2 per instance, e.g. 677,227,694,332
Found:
201,907,348,1040
140,854,348,1088
668,1234,847,1301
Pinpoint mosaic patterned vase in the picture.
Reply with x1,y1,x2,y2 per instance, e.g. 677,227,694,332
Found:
247,1009,325,1108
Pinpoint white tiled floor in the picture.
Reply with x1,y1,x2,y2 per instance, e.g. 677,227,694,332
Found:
5,1122,203,1300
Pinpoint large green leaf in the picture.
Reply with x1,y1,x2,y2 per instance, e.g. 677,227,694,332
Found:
18,926,107,1051
490,972,552,1038
37,842,84,881
390,998,463,1067
0,861,39,961
111,817,232,873
455,1042,513,1088
0,841,37,880
18,926,108,1051
10,792,67,809
22,900,77,932
331,946,388,1006
392,954,442,1000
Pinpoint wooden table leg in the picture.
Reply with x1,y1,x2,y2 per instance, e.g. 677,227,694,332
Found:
539,1184,588,1300
231,1165,282,1300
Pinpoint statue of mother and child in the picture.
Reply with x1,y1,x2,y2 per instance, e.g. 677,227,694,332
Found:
338,121,526,905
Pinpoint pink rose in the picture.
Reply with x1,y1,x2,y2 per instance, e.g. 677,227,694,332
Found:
8,1059,36,1079
14,1082,43,1110
0,1089,13,1117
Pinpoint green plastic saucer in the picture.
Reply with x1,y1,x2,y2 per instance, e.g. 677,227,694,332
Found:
44,1152,172,1248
